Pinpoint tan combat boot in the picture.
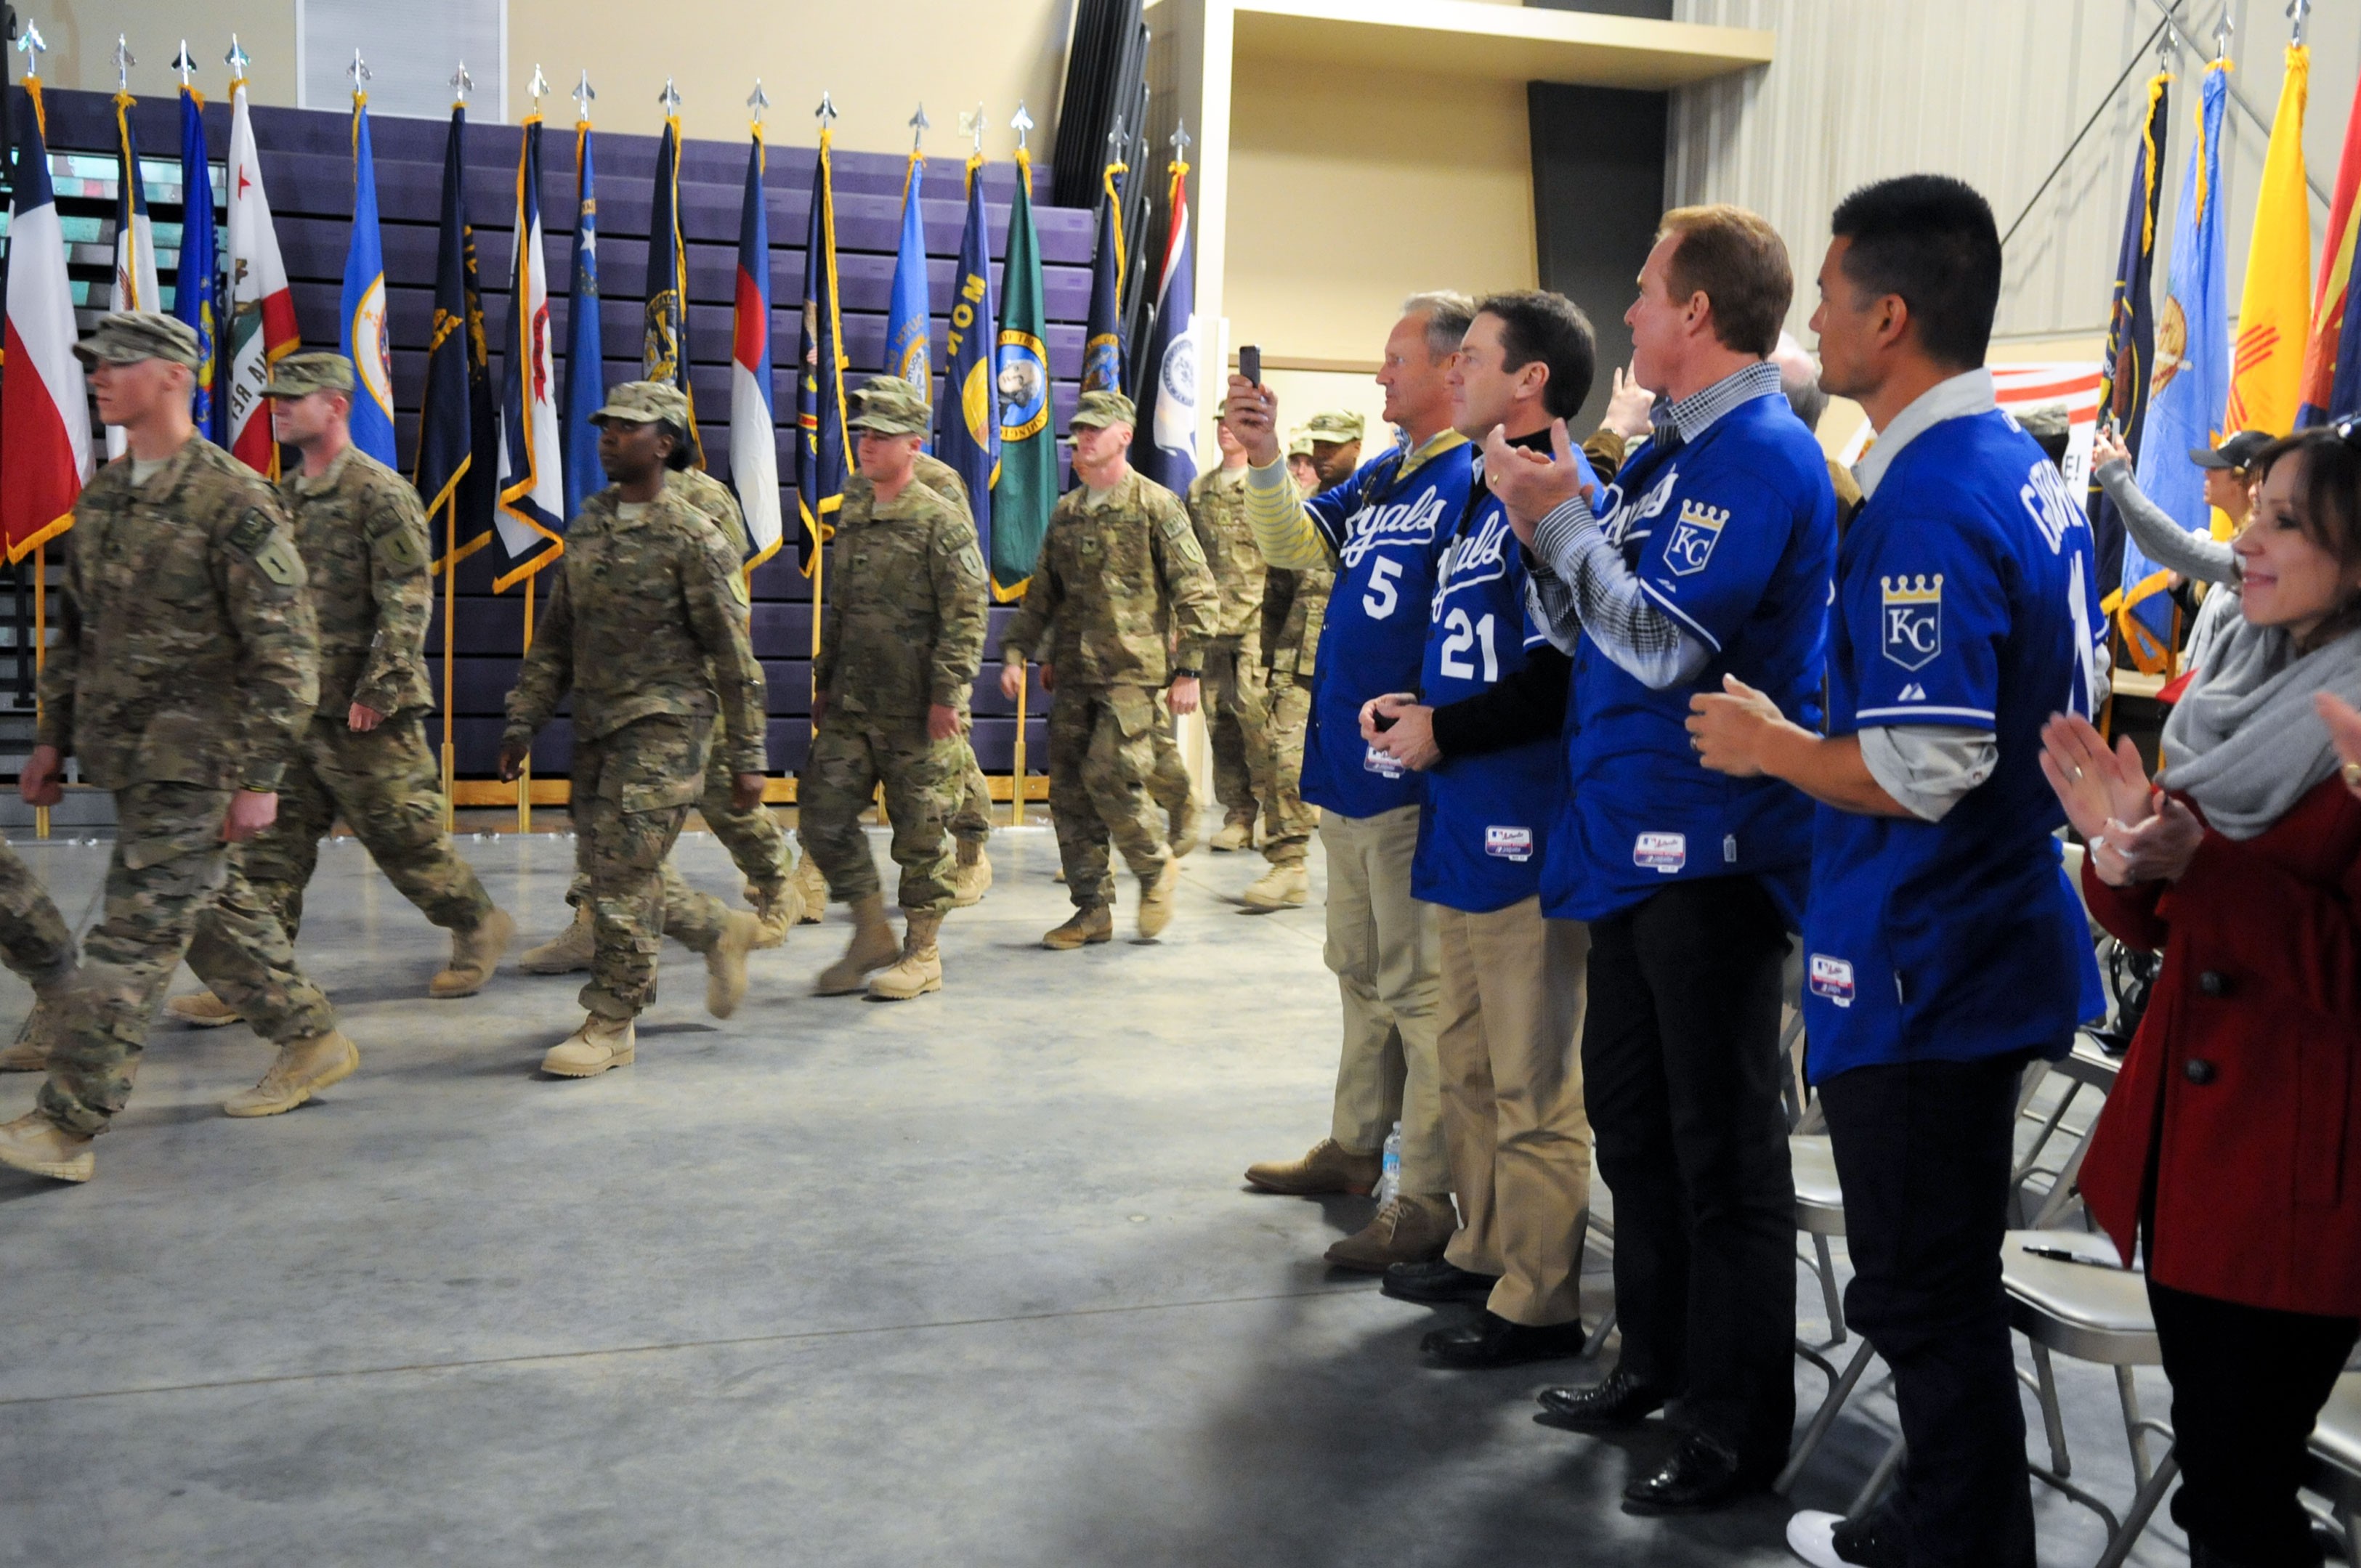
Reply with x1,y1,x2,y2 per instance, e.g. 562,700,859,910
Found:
429,907,516,998
1209,816,1255,853
543,1012,636,1077
1042,905,1113,948
1244,1137,1384,1195
749,879,803,949
1168,799,1203,858
1324,1193,1457,1273
0,999,60,1071
168,990,244,1027
1137,858,1181,939
0,1112,94,1182
868,910,944,1000
704,910,761,1019
1242,862,1310,910
790,846,829,923
814,893,899,994
223,1030,361,1118
950,840,993,908
518,905,595,974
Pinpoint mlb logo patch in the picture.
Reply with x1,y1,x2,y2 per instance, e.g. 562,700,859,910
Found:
1633,832,1686,874
1363,744,1407,779
1662,498,1730,577
1808,954,1857,1008
1484,826,1534,862
1881,574,1944,672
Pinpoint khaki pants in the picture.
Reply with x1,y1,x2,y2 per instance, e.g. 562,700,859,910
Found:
1436,898,1594,1325
1319,805,1445,1195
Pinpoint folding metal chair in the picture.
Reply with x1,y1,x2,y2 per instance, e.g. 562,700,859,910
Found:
2306,1371,2361,1559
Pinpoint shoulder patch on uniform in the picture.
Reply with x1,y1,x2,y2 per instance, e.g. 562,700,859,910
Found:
376,522,430,569
727,568,752,609
957,544,987,581
227,506,278,556
248,535,304,587
1162,510,1207,564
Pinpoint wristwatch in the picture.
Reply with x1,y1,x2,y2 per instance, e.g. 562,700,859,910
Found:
1173,667,1202,679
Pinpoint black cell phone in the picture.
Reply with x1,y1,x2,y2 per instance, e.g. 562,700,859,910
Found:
1239,345,1261,388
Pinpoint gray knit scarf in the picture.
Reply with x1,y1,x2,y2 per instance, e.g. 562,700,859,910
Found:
2161,616,2361,840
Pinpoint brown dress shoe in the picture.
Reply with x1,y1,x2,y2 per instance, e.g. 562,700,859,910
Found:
1243,1137,1382,1196
1324,1193,1455,1272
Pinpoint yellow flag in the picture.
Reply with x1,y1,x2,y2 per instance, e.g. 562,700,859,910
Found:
2224,44,2312,450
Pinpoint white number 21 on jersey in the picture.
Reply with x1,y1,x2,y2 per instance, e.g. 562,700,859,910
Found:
1437,609,1499,682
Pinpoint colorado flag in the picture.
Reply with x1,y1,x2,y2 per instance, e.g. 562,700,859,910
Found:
732,129,784,567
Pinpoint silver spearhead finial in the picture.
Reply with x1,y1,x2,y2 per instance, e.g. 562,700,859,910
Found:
658,77,681,116
1170,118,1192,158
815,92,838,131
171,41,197,87
1011,101,1034,151
748,79,770,124
968,102,987,156
450,62,473,105
15,23,46,64
527,64,549,110
111,35,134,92
224,33,250,78
348,48,371,96
572,70,595,121
2288,0,2312,45
910,102,930,153
2214,11,2234,60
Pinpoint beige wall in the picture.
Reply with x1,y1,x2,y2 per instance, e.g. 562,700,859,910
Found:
1223,52,1534,365
24,0,1079,159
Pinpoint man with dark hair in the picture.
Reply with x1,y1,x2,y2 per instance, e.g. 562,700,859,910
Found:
1357,289,1600,1368
1688,174,2105,1568
1227,293,1476,1274
1484,206,1835,1511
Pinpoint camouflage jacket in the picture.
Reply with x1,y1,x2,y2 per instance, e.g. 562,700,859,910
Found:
1260,564,1335,681
39,438,320,793
670,466,753,558
815,475,988,721
277,444,434,717
1185,466,1265,638
1000,471,1218,688
503,482,767,774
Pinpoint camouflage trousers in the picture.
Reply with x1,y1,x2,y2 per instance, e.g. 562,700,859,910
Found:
952,742,993,848
230,713,493,943
1255,675,1316,866
565,712,793,911
1048,683,1175,910
1149,695,1194,820
798,715,965,914
41,782,338,1135
0,840,76,994
1202,630,1268,827
572,715,732,1022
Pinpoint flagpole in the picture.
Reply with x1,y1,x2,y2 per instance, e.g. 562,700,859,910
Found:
1010,661,1026,827
32,544,47,842
442,496,458,830
519,575,534,832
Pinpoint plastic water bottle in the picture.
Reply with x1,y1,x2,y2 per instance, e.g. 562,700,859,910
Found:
1377,1122,1404,1204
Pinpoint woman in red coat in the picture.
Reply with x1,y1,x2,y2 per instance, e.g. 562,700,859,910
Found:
2044,426,2361,1568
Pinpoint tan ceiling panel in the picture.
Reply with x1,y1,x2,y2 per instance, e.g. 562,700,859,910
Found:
1231,0,1773,89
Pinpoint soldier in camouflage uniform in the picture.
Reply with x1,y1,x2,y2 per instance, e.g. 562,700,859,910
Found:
516,452,804,972
0,846,81,1073
163,353,511,1031
501,382,766,1078
999,391,1218,946
0,315,357,1184
1187,402,1268,851
1242,417,1358,910
798,378,989,999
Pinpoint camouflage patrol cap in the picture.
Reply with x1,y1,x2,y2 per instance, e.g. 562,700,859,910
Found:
592,380,689,426
1287,429,1316,460
260,351,356,398
1304,409,1365,443
847,375,932,436
2015,403,2070,442
1069,389,1137,431
73,312,202,369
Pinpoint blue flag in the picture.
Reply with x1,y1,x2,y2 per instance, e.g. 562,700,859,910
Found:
174,86,220,442
1082,159,1126,394
562,118,605,520
939,153,998,560
885,150,933,446
1131,158,1199,492
797,125,850,570
2086,71,2169,598
2121,62,2230,673
339,97,397,465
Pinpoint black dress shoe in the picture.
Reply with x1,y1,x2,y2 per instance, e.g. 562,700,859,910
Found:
1381,1258,1501,1305
1622,1431,1768,1514
1420,1310,1588,1368
1534,1368,1670,1428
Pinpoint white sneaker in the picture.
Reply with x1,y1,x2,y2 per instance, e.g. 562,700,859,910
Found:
1784,1511,1853,1568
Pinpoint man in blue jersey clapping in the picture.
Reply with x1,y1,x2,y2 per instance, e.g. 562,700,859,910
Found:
1485,205,1836,1513
1688,176,2104,1568
1227,294,1476,1275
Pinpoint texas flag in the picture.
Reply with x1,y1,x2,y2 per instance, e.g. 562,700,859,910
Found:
2,81,93,560
223,72,299,478
730,129,783,568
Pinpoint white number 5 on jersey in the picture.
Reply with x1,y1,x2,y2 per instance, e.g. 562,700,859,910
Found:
1362,555,1404,620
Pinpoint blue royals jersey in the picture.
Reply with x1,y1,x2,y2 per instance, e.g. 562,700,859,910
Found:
1803,410,2107,1081
1412,479,1563,913
1542,393,1835,926
1303,437,1473,820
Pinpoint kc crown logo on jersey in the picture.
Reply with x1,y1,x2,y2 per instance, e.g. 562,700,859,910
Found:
1881,573,1944,672
1663,497,1730,577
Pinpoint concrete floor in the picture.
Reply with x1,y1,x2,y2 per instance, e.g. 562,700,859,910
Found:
0,825,2192,1567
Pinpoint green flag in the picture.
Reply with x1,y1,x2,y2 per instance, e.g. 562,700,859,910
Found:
990,148,1056,600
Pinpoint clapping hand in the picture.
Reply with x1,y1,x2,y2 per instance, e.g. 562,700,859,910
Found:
2038,712,2155,840
2317,693,2361,799
1482,419,1595,549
